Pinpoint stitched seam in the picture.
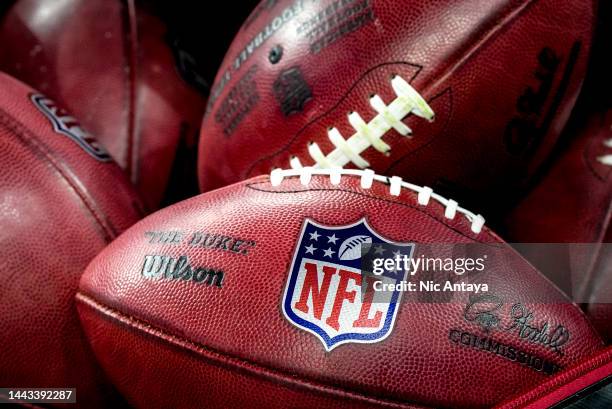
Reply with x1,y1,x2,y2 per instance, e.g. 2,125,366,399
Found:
425,0,538,92
245,61,423,176
76,292,432,409
244,0,540,177
246,177,496,243
506,352,612,408
121,0,140,184
385,88,453,173
0,109,117,242
290,75,434,169
269,169,486,233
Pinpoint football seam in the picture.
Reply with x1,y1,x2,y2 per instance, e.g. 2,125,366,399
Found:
425,0,538,92
243,0,539,177
245,177,499,244
244,61,424,177
497,349,612,408
286,73,435,170
385,88,453,174
0,107,118,242
121,0,140,183
75,292,433,409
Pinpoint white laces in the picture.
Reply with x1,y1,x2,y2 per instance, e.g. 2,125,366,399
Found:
289,75,434,169
270,168,485,234
598,138,612,166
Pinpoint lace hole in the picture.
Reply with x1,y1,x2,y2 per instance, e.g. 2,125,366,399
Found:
268,45,283,64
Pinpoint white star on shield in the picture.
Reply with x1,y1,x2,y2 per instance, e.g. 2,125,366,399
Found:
374,244,385,255
304,244,316,254
323,248,335,258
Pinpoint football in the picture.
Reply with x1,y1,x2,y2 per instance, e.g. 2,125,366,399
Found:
338,235,372,260
0,0,207,208
198,0,595,212
77,168,603,408
504,107,612,340
0,72,143,406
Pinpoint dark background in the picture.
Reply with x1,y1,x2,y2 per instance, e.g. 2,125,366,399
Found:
144,0,261,94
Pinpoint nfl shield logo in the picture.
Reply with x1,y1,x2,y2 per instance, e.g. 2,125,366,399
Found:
30,93,112,162
282,218,414,351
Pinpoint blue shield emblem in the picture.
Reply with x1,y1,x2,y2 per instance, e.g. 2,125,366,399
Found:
282,218,414,351
31,93,112,162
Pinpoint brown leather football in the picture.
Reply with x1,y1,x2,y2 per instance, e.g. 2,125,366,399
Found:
0,0,206,208
77,168,603,408
198,0,594,217
198,0,595,212
504,107,612,340
0,72,143,407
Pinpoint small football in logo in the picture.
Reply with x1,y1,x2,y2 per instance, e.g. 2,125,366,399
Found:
282,218,414,351
338,235,372,260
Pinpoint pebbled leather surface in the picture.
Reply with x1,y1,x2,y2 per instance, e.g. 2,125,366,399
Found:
0,72,143,407
78,172,603,408
504,109,612,340
0,0,206,209
198,0,594,211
